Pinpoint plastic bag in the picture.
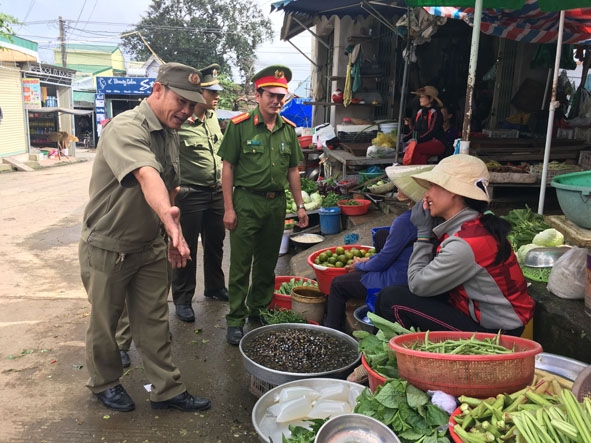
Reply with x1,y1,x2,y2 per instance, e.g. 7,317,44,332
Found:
366,145,397,158
546,247,587,299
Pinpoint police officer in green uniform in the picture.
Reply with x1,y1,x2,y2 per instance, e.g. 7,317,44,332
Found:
218,65,309,345
172,63,229,323
79,62,211,412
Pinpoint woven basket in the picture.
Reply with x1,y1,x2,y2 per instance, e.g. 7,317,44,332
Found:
529,163,581,185
389,331,542,398
367,181,395,194
249,374,277,398
520,265,552,283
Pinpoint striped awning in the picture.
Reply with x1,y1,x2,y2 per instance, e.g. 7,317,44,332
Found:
424,0,591,44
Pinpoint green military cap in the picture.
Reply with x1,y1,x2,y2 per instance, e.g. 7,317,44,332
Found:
155,62,205,104
199,63,224,91
252,65,292,94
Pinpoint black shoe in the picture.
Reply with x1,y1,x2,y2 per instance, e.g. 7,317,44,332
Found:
226,326,244,345
150,391,211,411
248,314,265,325
175,304,195,322
204,288,229,301
95,385,135,412
120,350,130,368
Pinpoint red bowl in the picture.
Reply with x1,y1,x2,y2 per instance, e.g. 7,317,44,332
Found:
338,199,371,216
307,245,371,294
298,136,313,148
270,276,317,310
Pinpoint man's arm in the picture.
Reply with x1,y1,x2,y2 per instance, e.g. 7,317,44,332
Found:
221,160,237,231
133,166,190,268
287,166,308,228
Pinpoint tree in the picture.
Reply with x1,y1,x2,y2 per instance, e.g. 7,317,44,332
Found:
0,4,19,40
120,0,273,85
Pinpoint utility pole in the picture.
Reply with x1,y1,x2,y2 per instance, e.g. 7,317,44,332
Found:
59,16,67,68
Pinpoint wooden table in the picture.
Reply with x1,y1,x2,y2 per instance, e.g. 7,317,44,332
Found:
325,147,395,177
469,138,589,163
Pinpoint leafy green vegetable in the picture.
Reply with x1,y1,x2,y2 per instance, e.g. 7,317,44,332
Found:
260,308,307,324
501,206,551,250
300,177,318,195
275,418,328,443
352,313,415,379
354,380,451,443
320,191,341,208
532,228,564,247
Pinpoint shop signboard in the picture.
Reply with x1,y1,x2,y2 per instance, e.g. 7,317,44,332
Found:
95,93,106,127
96,76,154,95
22,78,42,109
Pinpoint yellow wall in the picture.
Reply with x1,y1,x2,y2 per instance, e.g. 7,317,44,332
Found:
0,66,28,156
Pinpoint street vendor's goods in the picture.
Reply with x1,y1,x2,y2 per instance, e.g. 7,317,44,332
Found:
314,413,401,443
240,323,360,386
307,245,375,293
337,198,371,215
389,331,543,398
449,388,591,443
252,378,364,443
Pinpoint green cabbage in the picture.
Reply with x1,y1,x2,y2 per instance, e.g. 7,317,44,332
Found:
517,243,540,264
532,228,564,247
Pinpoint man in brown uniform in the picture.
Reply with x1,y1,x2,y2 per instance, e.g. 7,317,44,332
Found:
79,62,211,412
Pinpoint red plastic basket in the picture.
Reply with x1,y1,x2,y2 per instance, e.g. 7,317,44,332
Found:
337,199,371,216
307,245,372,294
270,276,317,310
389,331,542,398
361,354,387,393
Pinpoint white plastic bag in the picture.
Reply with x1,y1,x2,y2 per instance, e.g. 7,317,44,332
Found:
546,247,587,299
366,145,397,158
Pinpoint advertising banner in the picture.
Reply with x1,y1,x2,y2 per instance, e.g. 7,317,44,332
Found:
96,76,154,95
22,78,42,109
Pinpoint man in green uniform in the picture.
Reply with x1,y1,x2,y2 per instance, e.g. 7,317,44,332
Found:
218,65,309,345
172,63,228,323
79,62,211,412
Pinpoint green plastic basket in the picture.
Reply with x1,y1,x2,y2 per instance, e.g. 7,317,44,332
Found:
521,265,552,283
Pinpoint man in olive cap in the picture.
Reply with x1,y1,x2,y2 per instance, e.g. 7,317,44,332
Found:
172,63,229,323
80,62,211,412
218,65,309,345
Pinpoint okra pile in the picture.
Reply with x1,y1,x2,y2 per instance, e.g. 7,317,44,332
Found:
453,387,591,443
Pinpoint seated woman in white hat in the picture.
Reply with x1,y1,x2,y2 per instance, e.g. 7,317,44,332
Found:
375,154,535,336
324,165,434,332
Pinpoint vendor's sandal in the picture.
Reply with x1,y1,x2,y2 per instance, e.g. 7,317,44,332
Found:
347,364,368,384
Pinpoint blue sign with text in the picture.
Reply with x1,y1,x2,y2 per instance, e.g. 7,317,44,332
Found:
96,77,154,95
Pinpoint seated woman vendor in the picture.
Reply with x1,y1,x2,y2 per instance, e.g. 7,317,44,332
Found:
402,86,446,165
375,154,535,336
324,164,434,331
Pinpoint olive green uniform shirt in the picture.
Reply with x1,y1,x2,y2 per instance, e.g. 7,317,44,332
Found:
81,99,180,253
217,108,302,190
178,110,222,187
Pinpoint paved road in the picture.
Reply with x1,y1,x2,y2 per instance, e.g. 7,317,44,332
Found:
0,155,262,443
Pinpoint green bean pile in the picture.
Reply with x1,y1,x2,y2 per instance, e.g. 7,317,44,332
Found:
408,331,515,355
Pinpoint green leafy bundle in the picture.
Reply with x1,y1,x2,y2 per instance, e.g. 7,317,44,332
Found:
354,380,450,443
276,418,328,443
501,206,551,250
353,312,414,379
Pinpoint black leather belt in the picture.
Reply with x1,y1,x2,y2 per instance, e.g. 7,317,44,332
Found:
237,186,284,199
184,184,221,192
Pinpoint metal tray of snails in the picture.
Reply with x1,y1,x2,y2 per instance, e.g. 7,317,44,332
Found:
240,323,361,386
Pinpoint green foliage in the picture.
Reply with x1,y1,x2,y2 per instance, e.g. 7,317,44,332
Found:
0,6,19,40
354,380,451,443
120,0,273,86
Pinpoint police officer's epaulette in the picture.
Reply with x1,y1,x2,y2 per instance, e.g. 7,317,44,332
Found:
281,116,297,128
230,113,250,125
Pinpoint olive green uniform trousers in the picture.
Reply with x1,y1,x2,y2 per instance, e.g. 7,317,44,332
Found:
226,188,285,327
80,239,185,401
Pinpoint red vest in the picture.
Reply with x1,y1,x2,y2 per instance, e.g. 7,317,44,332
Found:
437,218,534,326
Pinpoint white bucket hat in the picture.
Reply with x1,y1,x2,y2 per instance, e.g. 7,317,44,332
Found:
385,164,435,203
411,154,490,202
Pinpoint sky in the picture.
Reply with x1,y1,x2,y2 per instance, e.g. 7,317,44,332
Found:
1,0,312,89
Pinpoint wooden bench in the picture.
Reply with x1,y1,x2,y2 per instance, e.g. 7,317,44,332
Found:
469,138,589,163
